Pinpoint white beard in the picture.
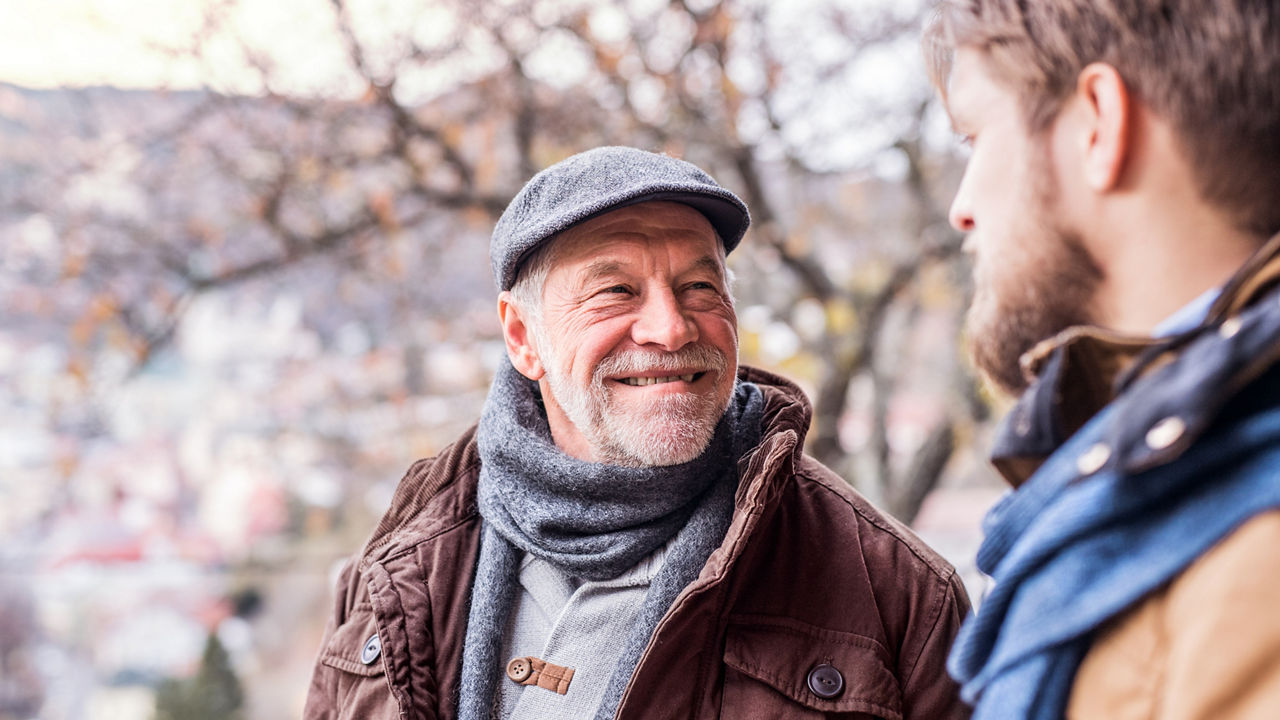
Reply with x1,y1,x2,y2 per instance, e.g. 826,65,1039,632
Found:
533,327,731,467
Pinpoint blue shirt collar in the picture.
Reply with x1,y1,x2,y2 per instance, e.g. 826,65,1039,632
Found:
1153,286,1221,337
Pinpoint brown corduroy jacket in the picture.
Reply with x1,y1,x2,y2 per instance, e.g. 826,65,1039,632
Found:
303,367,972,720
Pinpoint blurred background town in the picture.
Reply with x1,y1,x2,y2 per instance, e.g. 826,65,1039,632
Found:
0,0,1009,717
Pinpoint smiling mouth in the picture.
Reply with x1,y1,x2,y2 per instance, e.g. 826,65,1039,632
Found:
616,372,705,387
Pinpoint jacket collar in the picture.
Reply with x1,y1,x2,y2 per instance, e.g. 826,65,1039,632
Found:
358,365,814,568
992,231,1280,487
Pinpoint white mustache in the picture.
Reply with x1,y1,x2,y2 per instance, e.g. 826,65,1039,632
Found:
592,345,727,385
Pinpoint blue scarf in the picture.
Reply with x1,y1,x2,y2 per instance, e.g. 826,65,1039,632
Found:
951,329,1280,718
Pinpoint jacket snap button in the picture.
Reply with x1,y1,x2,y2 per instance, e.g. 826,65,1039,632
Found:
506,657,533,683
807,663,844,699
361,634,381,665
1075,442,1111,476
1145,416,1186,450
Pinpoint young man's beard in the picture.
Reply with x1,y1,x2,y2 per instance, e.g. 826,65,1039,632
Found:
966,162,1103,395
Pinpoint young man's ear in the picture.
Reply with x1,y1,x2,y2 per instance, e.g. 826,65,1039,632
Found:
498,291,545,381
1076,62,1132,192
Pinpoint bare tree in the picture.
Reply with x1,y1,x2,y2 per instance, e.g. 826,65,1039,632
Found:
3,0,982,523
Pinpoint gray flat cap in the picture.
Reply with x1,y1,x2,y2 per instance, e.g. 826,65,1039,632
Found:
490,146,750,290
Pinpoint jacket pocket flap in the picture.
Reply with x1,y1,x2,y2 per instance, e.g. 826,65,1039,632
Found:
319,604,385,677
724,617,903,719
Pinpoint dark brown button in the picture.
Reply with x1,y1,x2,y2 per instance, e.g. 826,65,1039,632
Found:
807,663,844,699
506,657,533,682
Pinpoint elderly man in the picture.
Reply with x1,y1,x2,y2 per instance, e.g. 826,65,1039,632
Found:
925,1,1280,718
304,146,970,720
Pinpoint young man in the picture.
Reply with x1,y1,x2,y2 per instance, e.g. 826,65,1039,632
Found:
304,146,971,719
924,1,1280,718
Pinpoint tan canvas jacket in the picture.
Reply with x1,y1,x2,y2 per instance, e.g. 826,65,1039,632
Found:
1068,510,1280,720
303,367,972,720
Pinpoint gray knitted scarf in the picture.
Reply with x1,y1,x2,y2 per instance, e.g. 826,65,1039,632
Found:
459,360,763,720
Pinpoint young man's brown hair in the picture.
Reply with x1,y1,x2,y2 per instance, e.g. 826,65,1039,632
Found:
924,0,1280,238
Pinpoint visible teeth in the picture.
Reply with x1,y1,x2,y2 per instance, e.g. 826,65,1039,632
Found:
621,374,697,386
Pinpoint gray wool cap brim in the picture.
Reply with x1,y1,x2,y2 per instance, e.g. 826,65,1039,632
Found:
491,146,751,291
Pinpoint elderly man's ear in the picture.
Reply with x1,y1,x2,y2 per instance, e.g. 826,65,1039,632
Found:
498,292,547,381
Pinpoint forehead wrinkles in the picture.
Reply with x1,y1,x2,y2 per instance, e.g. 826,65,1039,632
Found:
553,229,722,278
554,201,717,251
557,224,715,259
539,206,725,302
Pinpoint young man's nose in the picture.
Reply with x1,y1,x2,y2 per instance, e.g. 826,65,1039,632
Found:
949,169,977,233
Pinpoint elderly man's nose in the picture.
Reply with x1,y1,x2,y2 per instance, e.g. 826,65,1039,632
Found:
632,291,698,350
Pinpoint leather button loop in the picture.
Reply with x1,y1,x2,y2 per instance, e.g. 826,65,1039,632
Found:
807,663,845,699
361,634,381,665
506,657,533,682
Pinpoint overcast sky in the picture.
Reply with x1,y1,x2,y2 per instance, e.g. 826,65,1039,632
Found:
0,0,358,90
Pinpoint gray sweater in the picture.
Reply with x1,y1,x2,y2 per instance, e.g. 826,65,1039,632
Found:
496,539,674,719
